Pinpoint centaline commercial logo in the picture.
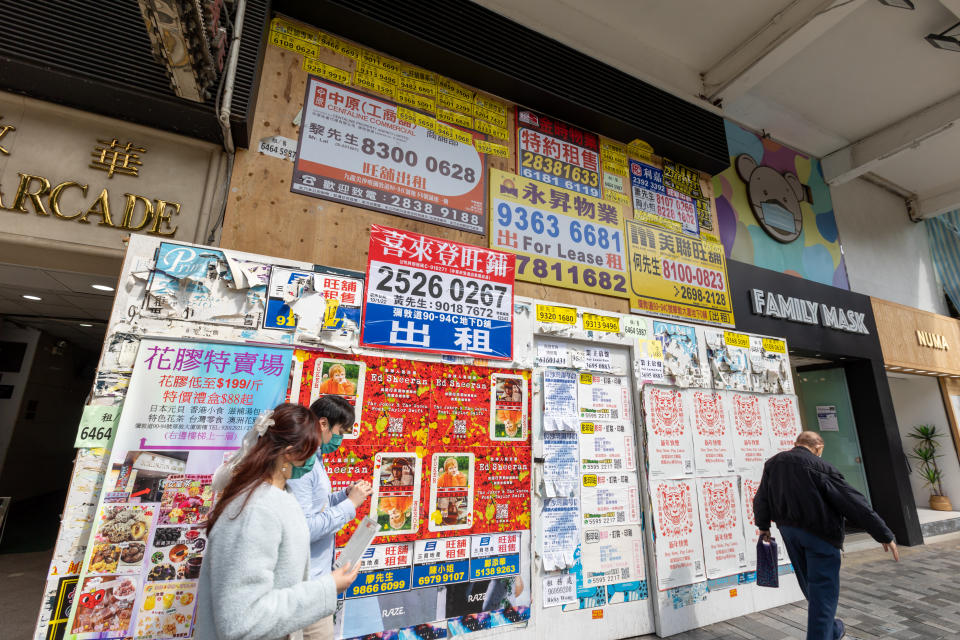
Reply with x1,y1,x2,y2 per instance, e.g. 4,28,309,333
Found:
314,85,328,108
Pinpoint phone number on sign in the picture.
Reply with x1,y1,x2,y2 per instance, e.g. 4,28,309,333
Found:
516,256,627,294
660,259,725,291
370,264,511,320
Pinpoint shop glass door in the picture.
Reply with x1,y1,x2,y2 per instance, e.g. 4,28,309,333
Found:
796,367,871,503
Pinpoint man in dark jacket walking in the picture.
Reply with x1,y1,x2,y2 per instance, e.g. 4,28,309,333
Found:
754,431,899,640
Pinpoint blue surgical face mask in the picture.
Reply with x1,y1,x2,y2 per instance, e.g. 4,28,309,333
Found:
290,453,317,479
321,432,343,454
760,202,796,232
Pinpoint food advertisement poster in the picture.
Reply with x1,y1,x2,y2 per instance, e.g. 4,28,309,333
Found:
695,477,747,579
292,77,488,234
625,219,734,327
516,109,601,199
66,339,292,639
649,479,706,591
642,386,694,479
289,348,532,638
686,390,736,475
489,168,630,298
362,225,514,359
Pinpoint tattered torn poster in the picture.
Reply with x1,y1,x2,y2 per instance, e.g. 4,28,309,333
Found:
581,524,645,587
695,477,747,579
766,395,803,453
543,431,579,498
543,369,578,432
635,337,666,385
541,498,579,570
686,390,736,475
749,335,793,394
704,329,751,391
653,321,706,388
578,421,635,473
649,479,706,590
288,268,364,349
144,242,267,328
643,386,694,479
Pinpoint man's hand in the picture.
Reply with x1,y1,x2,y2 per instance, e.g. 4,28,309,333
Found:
347,480,373,507
882,540,900,562
759,529,772,542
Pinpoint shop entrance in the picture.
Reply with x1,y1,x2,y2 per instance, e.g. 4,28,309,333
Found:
796,367,871,503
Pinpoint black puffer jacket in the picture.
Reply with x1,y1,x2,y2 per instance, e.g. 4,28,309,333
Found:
753,446,894,548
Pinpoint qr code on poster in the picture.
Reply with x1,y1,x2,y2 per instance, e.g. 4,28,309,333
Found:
388,417,403,434
496,503,508,520
453,419,466,435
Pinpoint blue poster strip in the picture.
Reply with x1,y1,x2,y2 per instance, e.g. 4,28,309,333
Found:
412,559,470,588
345,567,413,599
469,553,520,580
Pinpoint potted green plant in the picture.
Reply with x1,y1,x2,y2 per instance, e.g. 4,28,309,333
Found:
908,424,953,511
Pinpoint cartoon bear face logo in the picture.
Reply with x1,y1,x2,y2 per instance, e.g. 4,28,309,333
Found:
735,154,810,244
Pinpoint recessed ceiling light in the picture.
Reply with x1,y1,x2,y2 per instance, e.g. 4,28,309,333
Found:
22,294,42,301
91,284,114,292
79,323,93,327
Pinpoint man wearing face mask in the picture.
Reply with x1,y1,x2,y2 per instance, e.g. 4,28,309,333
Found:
289,395,374,640
754,431,899,640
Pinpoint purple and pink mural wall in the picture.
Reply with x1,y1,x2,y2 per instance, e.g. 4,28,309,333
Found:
712,120,849,289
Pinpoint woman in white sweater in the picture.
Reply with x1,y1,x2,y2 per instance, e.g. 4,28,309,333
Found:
195,403,359,640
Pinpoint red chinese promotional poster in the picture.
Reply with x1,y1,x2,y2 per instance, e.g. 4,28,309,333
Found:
695,477,747,579
288,348,532,545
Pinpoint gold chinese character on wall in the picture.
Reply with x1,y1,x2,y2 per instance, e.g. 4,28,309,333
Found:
0,116,15,155
90,138,147,177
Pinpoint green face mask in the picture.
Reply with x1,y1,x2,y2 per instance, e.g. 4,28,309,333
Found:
290,453,317,480
321,433,343,454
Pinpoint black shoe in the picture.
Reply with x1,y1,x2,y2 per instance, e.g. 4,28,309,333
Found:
834,618,846,640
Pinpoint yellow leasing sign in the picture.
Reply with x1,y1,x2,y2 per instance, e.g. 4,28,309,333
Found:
626,219,734,327
489,168,630,298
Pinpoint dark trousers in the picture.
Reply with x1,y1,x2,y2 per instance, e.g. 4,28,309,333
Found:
779,525,844,640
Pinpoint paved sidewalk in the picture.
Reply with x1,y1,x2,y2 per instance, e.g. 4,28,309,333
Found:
652,534,960,640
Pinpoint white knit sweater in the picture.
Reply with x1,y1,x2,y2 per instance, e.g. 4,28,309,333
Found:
193,483,337,640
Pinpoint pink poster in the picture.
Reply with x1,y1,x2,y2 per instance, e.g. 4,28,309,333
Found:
686,390,736,475
728,392,770,471
643,387,694,479
649,479,705,590
766,395,803,453
739,473,788,568
696,477,747,579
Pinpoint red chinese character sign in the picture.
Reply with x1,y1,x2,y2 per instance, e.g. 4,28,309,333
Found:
362,225,515,359
292,77,488,234
516,109,601,199
65,339,292,639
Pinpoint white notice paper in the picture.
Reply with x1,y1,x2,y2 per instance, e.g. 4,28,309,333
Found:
541,498,580,570
817,405,839,432
578,373,631,422
580,472,640,526
537,342,570,367
581,524,645,587
578,421,635,473
543,369,578,432
767,395,803,453
543,431,579,497
542,574,577,608
583,346,614,372
649,478,706,590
